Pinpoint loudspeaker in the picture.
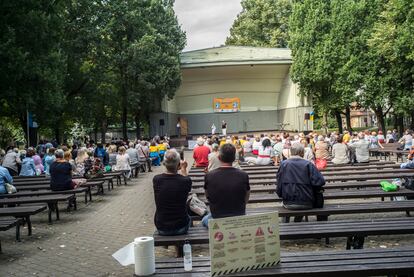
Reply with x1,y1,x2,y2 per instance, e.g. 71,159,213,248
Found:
159,119,165,126
304,113,310,120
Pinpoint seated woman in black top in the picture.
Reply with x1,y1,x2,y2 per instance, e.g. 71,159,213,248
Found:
153,149,191,236
50,149,79,191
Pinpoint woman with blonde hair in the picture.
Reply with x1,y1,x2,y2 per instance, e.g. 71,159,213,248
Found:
74,148,89,176
115,146,131,178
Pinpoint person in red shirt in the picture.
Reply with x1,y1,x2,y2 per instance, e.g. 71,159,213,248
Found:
193,138,210,167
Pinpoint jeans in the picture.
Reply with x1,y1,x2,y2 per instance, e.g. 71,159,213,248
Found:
157,217,191,236
401,161,414,169
201,213,213,228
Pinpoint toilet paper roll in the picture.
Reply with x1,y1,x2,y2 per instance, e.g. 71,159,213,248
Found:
134,237,155,258
134,256,156,276
134,237,155,276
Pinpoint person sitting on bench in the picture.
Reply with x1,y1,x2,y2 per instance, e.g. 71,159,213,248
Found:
276,143,325,222
349,132,370,163
401,146,414,169
153,149,191,236
193,137,210,168
50,149,80,191
0,165,13,194
202,143,250,228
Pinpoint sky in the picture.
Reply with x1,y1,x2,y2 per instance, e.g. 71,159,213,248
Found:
174,0,242,52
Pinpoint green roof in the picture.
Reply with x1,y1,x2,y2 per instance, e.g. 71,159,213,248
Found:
180,46,292,68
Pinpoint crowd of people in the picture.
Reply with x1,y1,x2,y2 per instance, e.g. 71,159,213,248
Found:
0,137,171,195
153,128,414,235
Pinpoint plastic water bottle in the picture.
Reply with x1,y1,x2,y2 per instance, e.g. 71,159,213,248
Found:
183,240,192,271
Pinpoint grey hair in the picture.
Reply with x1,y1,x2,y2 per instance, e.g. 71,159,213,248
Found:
318,135,324,141
290,142,305,157
163,149,181,172
55,149,64,159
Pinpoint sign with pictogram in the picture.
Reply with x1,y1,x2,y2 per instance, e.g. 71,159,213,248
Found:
208,212,280,276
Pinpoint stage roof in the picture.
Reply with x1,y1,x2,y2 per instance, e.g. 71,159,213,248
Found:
180,46,292,68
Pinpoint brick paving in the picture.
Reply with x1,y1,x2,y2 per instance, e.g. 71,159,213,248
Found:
0,167,161,276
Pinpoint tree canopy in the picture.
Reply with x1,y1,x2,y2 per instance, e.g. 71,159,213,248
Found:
0,0,185,146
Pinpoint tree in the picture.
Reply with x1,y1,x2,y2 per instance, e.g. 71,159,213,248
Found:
368,0,414,131
0,1,66,143
226,0,291,48
102,0,185,140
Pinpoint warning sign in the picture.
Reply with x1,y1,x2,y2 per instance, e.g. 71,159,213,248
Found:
208,212,280,276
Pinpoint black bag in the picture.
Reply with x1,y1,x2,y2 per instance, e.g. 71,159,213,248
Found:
403,177,414,200
313,189,324,208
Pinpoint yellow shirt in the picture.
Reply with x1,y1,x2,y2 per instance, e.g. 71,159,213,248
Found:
149,146,158,153
343,133,351,143
157,144,167,151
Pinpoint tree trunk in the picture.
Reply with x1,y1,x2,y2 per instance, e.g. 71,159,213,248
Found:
345,106,352,132
374,106,386,134
100,118,107,144
55,127,61,145
19,113,29,147
334,110,343,134
121,89,128,140
135,112,141,140
322,112,329,135
397,115,404,137
410,110,414,130
93,126,98,143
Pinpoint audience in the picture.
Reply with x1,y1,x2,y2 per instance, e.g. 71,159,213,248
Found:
193,138,210,168
153,149,191,235
19,148,37,176
349,133,370,163
331,135,349,164
2,147,21,176
114,146,131,177
44,148,56,175
0,165,13,194
401,146,414,169
50,149,77,191
202,144,250,228
276,143,325,222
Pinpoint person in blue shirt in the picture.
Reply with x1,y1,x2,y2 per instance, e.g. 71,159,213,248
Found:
0,165,13,194
20,148,37,176
44,148,56,175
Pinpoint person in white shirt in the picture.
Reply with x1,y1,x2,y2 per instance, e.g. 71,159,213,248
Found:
211,123,216,135
245,139,276,166
252,137,261,155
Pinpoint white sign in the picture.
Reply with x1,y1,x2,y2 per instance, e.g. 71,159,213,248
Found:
208,212,280,276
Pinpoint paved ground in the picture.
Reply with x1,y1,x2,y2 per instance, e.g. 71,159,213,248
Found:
1,152,414,276
0,169,159,276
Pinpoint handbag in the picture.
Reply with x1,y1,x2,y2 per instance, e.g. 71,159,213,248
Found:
313,189,324,208
5,183,17,194
186,193,208,217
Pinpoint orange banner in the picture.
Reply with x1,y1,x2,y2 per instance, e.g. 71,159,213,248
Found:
213,97,240,113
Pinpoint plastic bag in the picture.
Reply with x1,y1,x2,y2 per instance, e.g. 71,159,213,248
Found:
380,181,398,192
315,159,327,170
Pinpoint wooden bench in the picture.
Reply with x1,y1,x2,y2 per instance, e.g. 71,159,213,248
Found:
192,180,391,194
154,217,414,256
197,187,414,204
0,187,89,204
12,180,104,203
189,164,402,177
0,195,75,223
152,247,414,276
0,217,22,252
0,205,47,235
190,201,414,222
189,160,396,173
190,172,414,185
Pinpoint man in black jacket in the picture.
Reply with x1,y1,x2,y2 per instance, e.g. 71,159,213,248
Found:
276,142,325,222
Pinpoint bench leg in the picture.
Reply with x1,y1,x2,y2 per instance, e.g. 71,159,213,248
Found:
73,197,77,211
89,187,92,201
55,203,60,220
25,216,32,236
175,244,184,258
346,235,365,249
47,204,53,224
107,180,111,191
406,211,411,217
0,240,2,253
84,191,88,204
283,216,290,223
16,221,21,242
111,179,114,189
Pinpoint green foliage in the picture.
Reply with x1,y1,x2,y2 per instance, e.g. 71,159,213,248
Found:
226,0,291,48
0,0,185,143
